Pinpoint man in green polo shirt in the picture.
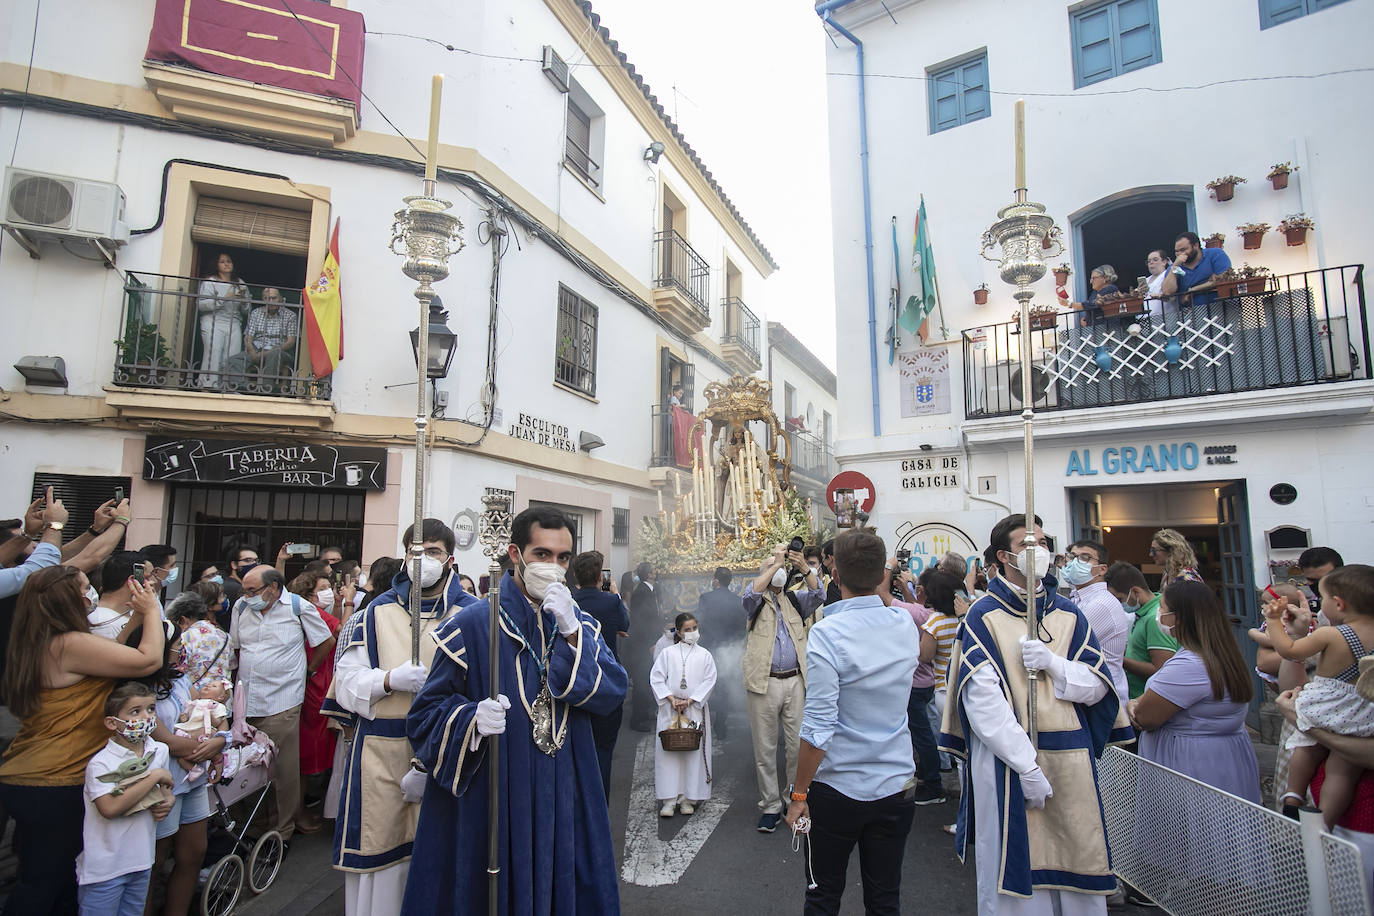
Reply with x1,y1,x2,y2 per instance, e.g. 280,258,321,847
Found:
1105,562,1178,698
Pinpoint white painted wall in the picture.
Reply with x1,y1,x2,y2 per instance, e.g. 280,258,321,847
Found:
823,0,1374,455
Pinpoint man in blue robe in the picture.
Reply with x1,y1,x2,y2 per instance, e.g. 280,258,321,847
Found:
939,514,1134,915
403,506,628,914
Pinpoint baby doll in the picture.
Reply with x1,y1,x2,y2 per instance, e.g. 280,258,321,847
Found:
175,680,231,781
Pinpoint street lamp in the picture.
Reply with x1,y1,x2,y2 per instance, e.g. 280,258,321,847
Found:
409,295,458,379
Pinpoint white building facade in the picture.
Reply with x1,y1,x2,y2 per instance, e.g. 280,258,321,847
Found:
0,0,776,586
820,0,1373,690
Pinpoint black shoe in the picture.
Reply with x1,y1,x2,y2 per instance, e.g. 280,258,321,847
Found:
757,813,781,833
912,783,947,805
1125,890,1160,908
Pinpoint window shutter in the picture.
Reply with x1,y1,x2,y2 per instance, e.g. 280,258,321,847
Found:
1075,7,1116,85
961,58,989,121
191,197,312,256
1116,0,1157,73
931,71,960,132
31,473,133,546
681,364,696,409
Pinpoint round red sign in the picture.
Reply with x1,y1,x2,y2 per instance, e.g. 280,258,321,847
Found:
825,471,876,514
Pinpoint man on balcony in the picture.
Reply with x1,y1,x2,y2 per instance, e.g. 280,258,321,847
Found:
1173,232,1231,306
225,287,298,391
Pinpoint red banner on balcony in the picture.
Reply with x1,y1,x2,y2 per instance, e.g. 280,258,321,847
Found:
671,406,702,469
145,0,365,109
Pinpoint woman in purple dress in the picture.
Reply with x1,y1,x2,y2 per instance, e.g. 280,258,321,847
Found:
1129,579,1260,802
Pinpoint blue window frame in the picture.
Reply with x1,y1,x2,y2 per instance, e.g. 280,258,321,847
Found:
1070,0,1162,88
927,51,989,134
1260,0,1351,28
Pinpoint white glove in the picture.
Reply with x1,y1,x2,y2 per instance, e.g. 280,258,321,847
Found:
400,766,427,804
475,694,511,737
387,661,428,694
1020,766,1053,809
542,582,580,637
1019,636,1065,683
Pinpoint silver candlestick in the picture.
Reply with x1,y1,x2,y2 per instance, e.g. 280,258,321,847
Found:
477,490,512,915
391,184,465,663
981,181,1063,746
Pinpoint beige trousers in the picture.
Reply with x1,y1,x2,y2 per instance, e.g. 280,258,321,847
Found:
249,704,302,840
746,674,805,814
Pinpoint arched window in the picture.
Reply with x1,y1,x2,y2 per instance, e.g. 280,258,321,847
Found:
1067,186,1194,300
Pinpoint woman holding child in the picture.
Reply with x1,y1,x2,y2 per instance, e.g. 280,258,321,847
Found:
0,565,166,915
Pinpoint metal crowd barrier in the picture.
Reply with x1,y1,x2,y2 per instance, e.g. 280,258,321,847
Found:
1098,746,1371,916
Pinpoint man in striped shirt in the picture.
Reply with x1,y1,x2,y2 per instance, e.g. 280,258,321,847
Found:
225,287,298,386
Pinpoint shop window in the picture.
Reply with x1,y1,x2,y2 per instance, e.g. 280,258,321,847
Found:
30,473,132,546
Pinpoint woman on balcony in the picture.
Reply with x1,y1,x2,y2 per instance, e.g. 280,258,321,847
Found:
1067,264,1120,327
1143,248,1180,323
196,252,248,388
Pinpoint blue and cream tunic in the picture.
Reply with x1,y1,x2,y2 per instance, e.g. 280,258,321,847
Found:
939,576,1134,910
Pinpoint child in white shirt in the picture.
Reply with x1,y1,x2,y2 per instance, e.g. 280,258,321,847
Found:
78,682,174,916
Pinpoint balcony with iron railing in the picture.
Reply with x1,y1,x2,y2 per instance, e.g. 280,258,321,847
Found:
720,296,761,372
652,229,711,335
788,428,836,485
962,265,1369,420
113,271,332,408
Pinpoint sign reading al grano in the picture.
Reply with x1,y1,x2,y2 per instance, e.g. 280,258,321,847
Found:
1065,442,1211,476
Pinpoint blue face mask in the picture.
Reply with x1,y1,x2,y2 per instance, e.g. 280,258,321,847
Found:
162,567,179,585
209,575,223,585
243,595,268,613
1061,557,1095,587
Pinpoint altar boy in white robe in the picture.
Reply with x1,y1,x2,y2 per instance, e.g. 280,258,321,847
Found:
650,612,717,817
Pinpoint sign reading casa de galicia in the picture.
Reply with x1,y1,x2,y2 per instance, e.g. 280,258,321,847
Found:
1065,441,1240,476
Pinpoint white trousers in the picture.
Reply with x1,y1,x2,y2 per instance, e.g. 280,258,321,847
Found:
344,862,408,916
746,674,804,814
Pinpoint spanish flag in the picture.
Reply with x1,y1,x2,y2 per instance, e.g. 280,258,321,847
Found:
305,219,344,377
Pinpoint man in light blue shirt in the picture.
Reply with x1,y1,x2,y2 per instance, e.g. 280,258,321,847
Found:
784,528,919,915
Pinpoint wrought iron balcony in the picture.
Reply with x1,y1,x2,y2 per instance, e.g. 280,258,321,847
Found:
652,230,711,333
720,296,761,370
963,265,1368,419
789,429,835,483
114,271,330,400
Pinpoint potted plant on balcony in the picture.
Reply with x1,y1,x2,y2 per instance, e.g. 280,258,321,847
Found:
1204,232,1227,249
1009,305,1060,332
1207,175,1247,202
1276,213,1315,246
973,283,990,305
1096,289,1147,318
1053,263,1072,286
1237,221,1270,250
114,298,173,384
1267,161,1297,190
1213,263,1272,299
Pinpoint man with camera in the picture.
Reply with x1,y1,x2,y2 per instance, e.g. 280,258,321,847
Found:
740,538,823,833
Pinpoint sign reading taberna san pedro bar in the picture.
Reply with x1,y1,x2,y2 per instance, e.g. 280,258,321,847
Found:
143,437,387,490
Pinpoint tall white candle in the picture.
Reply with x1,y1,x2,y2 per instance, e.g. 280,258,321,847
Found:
657,488,663,514
426,75,443,183
1014,98,1026,191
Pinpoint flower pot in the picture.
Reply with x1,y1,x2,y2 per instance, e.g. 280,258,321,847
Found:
1204,237,1225,250
1284,227,1309,246
1029,313,1057,331
1271,172,1289,190
1100,297,1146,318
1241,231,1265,250
1215,277,1269,299
1241,277,1269,295
1053,270,1070,286
973,289,989,305
1212,181,1236,202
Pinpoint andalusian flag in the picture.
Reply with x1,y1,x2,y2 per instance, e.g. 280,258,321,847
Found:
305,219,343,377
900,196,943,342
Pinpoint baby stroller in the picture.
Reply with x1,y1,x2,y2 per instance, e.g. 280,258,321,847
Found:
199,680,283,916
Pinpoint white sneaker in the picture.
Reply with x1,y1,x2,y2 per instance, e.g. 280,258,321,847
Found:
659,801,676,817
679,800,695,815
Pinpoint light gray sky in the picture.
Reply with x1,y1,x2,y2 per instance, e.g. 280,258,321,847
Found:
586,0,838,371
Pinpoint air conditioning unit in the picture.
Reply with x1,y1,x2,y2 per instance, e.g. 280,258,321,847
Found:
1,167,130,247
541,46,570,93
978,359,1059,414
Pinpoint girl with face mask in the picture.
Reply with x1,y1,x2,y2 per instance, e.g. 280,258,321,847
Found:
649,614,717,818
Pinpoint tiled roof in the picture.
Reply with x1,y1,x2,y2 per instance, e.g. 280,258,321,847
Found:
576,1,780,271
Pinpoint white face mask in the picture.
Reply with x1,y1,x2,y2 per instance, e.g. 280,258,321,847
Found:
315,588,334,607
85,585,99,610
1157,611,1173,637
520,560,565,601
418,556,448,589
1013,546,1053,581
680,630,700,645
771,568,788,589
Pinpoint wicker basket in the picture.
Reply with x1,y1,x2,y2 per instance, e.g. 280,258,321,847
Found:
658,713,703,752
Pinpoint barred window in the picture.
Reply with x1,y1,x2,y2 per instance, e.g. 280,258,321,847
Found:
555,285,598,396
612,507,629,546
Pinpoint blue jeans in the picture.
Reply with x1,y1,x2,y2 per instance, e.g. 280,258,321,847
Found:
928,688,951,770
906,686,941,786
78,869,150,916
